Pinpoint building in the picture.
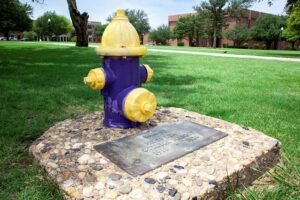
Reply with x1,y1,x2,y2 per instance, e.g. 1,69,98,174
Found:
87,21,101,43
167,10,288,49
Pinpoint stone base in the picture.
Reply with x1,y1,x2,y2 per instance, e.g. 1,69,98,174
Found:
29,107,280,200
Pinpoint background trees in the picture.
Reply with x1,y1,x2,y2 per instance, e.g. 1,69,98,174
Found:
107,9,150,43
283,0,300,49
0,0,33,40
251,14,286,49
33,11,72,40
93,24,107,38
194,0,254,48
225,24,250,47
149,25,170,45
172,15,207,47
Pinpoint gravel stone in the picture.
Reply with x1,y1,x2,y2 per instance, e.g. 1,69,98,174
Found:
168,188,178,197
242,141,250,146
49,154,57,160
119,184,132,194
156,184,165,193
108,173,122,181
82,186,93,197
144,177,156,184
174,165,184,170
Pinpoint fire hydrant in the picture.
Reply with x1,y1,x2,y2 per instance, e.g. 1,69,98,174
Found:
84,9,157,129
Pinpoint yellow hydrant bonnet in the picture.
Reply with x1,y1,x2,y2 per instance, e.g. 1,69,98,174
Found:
96,9,147,56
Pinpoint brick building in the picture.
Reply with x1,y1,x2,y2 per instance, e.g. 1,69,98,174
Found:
167,10,287,49
87,21,101,43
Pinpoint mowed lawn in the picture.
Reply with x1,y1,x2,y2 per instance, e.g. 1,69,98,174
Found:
0,42,299,199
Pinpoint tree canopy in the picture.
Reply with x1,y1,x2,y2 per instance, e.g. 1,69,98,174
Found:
93,24,107,37
283,0,300,49
107,9,150,37
251,14,286,49
149,25,170,45
194,0,254,48
172,15,207,47
33,11,72,37
0,0,33,40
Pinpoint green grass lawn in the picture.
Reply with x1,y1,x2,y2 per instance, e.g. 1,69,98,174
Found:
0,42,299,199
146,45,300,58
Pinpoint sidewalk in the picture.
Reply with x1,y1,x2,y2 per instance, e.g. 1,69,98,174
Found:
45,42,300,63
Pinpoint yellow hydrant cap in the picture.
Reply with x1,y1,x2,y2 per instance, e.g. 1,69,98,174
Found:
96,9,147,56
124,88,157,122
84,68,106,90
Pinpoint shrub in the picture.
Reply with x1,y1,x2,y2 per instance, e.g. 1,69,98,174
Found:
70,36,76,42
177,41,184,46
223,43,228,48
284,44,293,50
23,31,37,41
243,42,249,49
252,44,261,49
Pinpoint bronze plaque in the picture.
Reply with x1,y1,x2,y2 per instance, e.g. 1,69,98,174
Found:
94,121,227,176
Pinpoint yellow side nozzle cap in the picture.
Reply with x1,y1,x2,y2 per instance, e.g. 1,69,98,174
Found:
84,68,106,90
124,88,157,122
143,64,154,82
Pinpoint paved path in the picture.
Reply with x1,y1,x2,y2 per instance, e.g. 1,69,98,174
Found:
45,42,300,63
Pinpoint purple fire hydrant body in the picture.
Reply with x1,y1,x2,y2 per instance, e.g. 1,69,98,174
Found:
102,57,148,128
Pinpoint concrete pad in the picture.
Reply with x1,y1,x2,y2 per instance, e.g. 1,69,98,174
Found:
29,107,280,200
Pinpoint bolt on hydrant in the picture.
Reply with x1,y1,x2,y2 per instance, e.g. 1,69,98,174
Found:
84,9,157,129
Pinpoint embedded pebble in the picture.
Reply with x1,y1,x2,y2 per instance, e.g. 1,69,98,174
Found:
155,172,169,182
129,189,145,199
62,179,74,188
174,165,184,170
169,188,178,197
108,173,122,181
118,184,132,194
182,192,190,200
95,182,105,190
77,154,90,164
49,154,57,160
82,186,93,197
105,189,118,199
156,184,165,193
144,177,156,184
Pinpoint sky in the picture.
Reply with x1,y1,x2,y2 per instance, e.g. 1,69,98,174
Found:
22,0,287,28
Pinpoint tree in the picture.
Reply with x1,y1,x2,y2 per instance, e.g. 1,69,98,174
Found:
107,9,150,43
251,14,286,49
23,31,37,41
33,11,72,40
0,0,33,40
93,24,107,37
225,24,250,47
149,25,170,45
31,0,89,47
172,15,207,47
66,0,89,47
283,0,300,49
194,0,254,48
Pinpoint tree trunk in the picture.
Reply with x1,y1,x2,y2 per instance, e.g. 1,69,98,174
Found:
291,41,295,50
213,28,217,48
266,41,272,50
5,31,9,40
188,36,193,47
66,0,89,47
